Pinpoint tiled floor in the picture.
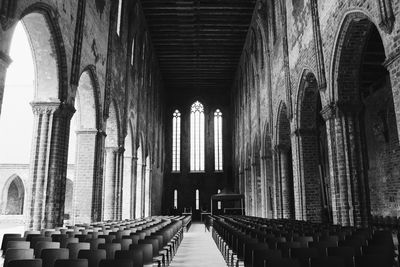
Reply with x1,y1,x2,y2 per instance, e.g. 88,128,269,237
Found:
170,223,227,267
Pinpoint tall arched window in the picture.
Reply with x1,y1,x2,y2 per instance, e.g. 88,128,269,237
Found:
195,189,200,210
174,189,178,209
130,37,135,65
190,101,205,172
172,110,181,172
214,109,223,171
217,189,222,210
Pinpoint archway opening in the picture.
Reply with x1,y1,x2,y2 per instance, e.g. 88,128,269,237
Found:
359,24,398,217
297,72,330,223
103,102,119,221
68,70,98,224
334,14,399,224
0,22,34,165
135,144,143,218
3,176,24,215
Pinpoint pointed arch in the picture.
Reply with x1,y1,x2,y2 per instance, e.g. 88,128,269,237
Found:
20,2,68,101
1,175,24,215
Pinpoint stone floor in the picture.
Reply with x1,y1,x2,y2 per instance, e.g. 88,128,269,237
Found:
170,222,227,267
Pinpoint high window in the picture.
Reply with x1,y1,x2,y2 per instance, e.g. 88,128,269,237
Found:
214,109,223,171
174,189,178,209
195,189,200,210
116,0,123,36
190,101,205,172
217,189,222,210
130,37,135,65
172,110,181,172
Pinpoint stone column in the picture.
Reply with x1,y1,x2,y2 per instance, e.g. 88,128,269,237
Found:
26,102,74,230
260,155,267,218
44,103,75,229
122,155,133,219
273,147,282,218
92,130,106,222
251,160,258,216
131,156,138,218
294,128,323,222
322,102,369,227
72,129,98,224
321,105,341,225
115,146,124,221
141,163,146,217
278,144,293,219
135,160,143,219
103,147,118,221
244,165,252,215
144,165,152,217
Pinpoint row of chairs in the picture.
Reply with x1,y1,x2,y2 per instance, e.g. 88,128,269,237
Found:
1,215,190,267
211,215,396,267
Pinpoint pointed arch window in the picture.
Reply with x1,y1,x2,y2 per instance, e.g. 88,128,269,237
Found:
174,189,178,209
196,189,200,210
190,101,205,172
130,37,135,66
217,189,222,210
172,110,181,172
214,109,223,171
116,0,123,36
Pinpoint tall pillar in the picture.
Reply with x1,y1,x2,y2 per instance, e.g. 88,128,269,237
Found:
144,165,152,217
135,160,143,219
273,147,282,218
115,146,124,221
322,103,369,227
103,147,118,221
141,163,146,217
93,130,106,222
26,102,74,230
251,160,258,216
122,155,133,219
294,128,323,222
131,156,138,218
72,129,98,224
260,155,267,218
278,144,293,219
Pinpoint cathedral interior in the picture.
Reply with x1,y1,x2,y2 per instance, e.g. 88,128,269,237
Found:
0,0,400,266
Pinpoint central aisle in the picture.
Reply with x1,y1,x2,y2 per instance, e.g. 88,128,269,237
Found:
170,222,227,267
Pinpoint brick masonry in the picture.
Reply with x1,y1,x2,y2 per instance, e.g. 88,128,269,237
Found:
232,0,400,226
0,0,165,229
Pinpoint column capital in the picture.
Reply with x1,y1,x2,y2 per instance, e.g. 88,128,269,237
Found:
105,146,119,153
321,101,362,120
118,146,125,154
292,128,317,137
0,51,12,68
383,50,400,70
320,103,336,121
75,129,98,135
97,129,107,137
274,144,289,153
30,101,60,115
57,103,76,119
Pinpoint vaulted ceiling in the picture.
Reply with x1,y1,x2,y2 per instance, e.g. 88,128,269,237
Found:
140,0,256,93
